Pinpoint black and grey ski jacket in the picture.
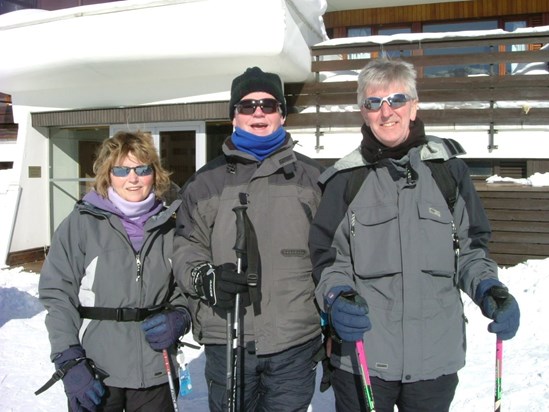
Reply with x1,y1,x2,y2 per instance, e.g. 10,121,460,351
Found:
311,135,500,383
39,197,187,389
173,134,324,355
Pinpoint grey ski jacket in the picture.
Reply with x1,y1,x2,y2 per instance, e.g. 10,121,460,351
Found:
39,197,187,389
173,134,324,355
311,136,500,383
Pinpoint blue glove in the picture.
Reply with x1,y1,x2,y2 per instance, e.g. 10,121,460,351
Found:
475,279,520,340
54,345,105,412
326,286,371,342
141,309,191,351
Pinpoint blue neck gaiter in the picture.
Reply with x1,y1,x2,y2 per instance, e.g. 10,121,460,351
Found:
231,126,286,161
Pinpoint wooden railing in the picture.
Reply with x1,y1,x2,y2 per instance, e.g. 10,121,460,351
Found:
475,182,549,266
284,28,549,129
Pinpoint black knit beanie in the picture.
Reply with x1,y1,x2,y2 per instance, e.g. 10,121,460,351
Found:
229,67,287,119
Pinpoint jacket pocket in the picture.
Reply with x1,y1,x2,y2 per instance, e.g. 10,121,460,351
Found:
417,200,455,277
350,204,401,278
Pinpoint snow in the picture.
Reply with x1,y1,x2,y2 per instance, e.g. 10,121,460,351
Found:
1,172,548,411
0,257,548,411
486,172,549,187
315,25,549,47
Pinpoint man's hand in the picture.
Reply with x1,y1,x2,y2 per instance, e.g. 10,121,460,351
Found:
191,262,249,309
476,279,520,340
326,287,372,342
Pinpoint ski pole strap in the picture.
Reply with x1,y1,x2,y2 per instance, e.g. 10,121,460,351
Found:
243,212,262,315
78,305,165,322
34,357,85,395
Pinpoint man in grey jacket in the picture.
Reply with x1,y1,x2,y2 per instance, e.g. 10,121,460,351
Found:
310,59,520,412
173,67,324,411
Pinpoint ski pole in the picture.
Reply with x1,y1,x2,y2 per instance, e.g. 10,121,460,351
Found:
226,205,247,412
356,340,376,412
494,338,503,412
162,349,179,412
226,309,233,411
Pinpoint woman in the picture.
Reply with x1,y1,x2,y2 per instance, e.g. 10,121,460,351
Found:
38,131,191,411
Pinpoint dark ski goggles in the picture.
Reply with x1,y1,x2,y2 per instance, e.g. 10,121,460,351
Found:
362,93,412,111
234,98,280,115
111,165,153,177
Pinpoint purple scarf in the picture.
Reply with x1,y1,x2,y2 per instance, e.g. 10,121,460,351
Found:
83,189,163,252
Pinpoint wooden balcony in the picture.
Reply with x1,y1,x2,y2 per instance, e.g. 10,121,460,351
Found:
284,29,549,129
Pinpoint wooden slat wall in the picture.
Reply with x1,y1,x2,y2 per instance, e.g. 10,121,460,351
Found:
475,183,549,266
323,0,549,28
284,31,549,129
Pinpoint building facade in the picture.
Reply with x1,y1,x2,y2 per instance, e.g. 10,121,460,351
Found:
1,0,548,265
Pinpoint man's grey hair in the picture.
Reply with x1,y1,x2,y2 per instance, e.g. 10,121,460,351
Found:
356,58,418,107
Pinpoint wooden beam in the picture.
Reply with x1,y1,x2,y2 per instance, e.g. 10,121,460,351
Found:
285,107,549,128
311,50,549,72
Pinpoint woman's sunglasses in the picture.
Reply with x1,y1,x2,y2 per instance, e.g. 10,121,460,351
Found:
362,93,412,111
234,99,280,115
111,165,153,177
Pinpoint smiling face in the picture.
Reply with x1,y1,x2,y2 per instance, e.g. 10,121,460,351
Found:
361,82,418,148
232,92,285,136
110,153,154,202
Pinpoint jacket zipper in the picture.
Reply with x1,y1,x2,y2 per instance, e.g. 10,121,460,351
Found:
452,221,460,284
135,254,143,283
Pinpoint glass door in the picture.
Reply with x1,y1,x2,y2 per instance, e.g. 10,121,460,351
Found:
159,130,196,188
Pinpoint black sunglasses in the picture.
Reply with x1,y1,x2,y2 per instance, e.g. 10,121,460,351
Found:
111,165,153,177
362,93,412,111
234,99,280,115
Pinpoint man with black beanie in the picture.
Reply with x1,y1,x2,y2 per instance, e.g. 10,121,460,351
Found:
173,66,325,411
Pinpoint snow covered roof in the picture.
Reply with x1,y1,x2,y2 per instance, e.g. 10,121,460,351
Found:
0,0,328,108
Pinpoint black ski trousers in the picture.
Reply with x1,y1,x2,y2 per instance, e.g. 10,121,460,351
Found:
68,382,179,412
204,336,321,412
331,367,458,412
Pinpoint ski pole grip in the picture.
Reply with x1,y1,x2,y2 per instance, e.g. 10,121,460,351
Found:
233,206,247,259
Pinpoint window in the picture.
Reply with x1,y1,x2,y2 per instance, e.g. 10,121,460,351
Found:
347,27,372,60
504,20,528,74
347,26,413,59
465,160,494,179
422,20,499,77
465,159,527,179
0,0,37,14
378,27,412,58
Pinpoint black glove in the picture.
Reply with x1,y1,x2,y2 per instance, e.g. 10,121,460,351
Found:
53,345,105,412
141,309,191,351
191,262,249,309
475,279,520,340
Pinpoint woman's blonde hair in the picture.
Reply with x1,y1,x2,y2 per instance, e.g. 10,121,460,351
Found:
92,130,172,199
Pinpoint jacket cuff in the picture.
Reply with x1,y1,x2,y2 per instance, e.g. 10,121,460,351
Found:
324,285,354,313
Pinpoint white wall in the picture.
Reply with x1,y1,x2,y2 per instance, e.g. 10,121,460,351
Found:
426,127,549,159
290,125,549,161
0,140,17,163
289,127,362,159
9,106,50,255
0,169,20,267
